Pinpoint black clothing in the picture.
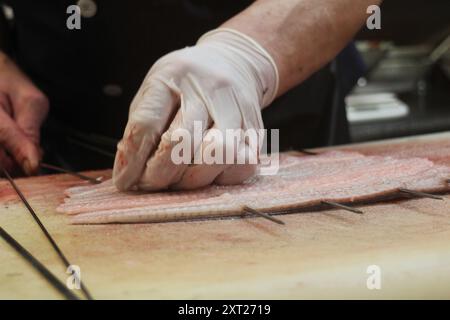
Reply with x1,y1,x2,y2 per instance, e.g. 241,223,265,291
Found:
1,0,362,170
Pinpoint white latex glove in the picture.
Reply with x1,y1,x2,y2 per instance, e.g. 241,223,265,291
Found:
113,28,279,191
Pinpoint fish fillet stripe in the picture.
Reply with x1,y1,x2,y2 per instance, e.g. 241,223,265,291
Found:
57,151,450,224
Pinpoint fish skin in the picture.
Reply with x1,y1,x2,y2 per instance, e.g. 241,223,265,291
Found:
59,151,450,224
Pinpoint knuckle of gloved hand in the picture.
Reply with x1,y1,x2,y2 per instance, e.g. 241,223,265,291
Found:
209,72,235,91
161,129,177,147
122,122,145,147
152,51,192,77
216,164,257,186
128,110,154,128
203,132,226,162
235,90,258,109
234,140,259,166
222,139,240,164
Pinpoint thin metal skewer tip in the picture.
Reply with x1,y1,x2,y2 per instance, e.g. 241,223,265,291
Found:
321,200,364,214
299,149,318,155
242,206,285,225
0,227,79,300
40,162,102,184
398,188,443,200
68,138,116,159
0,165,94,300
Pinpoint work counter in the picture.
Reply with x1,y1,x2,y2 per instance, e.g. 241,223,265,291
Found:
1,132,450,299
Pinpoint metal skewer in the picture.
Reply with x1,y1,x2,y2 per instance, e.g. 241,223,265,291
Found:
0,227,79,300
299,149,318,156
242,206,285,225
40,162,102,184
0,165,94,300
67,137,116,158
321,200,364,214
398,188,443,200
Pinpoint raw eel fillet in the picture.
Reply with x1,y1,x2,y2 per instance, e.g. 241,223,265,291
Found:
57,151,450,224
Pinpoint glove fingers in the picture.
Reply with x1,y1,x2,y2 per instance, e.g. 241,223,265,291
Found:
173,124,260,189
169,83,246,190
215,140,259,185
203,85,242,130
215,163,257,185
113,79,179,191
135,111,189,191
171,163,229,190
170,85,262,190
136,94,211,191
171,126,230,190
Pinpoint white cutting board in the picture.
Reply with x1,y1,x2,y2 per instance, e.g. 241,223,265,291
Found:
1,132,450,299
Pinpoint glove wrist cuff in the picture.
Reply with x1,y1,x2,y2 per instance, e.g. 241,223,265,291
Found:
198,28,279,108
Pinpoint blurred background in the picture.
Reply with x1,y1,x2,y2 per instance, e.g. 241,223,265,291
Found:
348,0,450,142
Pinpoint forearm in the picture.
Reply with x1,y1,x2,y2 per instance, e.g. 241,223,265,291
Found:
223,0,381,95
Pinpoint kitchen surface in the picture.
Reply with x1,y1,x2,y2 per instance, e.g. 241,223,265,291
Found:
1,132,450,299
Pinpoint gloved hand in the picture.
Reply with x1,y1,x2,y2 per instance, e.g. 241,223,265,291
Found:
0,51,49,175
113,28,279,191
